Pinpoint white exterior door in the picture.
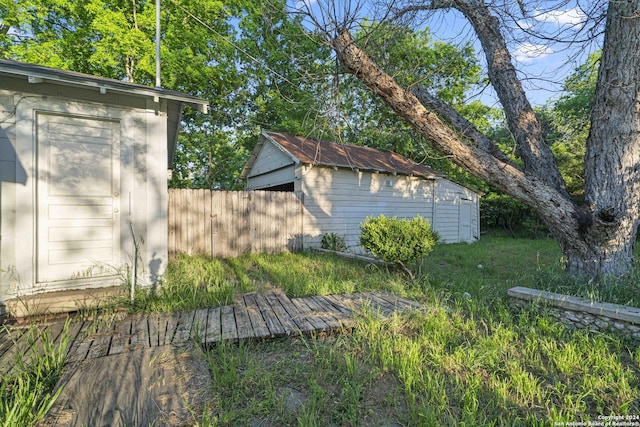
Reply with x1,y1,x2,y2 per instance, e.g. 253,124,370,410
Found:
36,113,121,287
459,198,473,242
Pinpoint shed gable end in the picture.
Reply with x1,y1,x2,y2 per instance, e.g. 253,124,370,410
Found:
247,138,296,178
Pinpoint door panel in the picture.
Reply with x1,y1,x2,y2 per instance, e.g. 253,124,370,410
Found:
459,199,473,242
36,113,120,285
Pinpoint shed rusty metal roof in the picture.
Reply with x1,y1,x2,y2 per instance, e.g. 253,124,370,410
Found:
262,130,440,179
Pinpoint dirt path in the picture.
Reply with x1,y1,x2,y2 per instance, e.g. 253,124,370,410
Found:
39,344,211,427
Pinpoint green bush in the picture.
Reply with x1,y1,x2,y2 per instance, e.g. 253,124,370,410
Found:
360,215,439,276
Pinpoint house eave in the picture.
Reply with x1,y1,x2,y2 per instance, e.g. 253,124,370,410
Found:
0,59,208,113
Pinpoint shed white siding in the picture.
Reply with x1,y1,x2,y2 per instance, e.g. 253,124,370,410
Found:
0,93,17,310
301,166,436,253
0,78,171,314
433,178,480,243
249,139,296,177
242,132,481,256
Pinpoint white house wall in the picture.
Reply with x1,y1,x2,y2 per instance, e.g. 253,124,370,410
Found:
433,178,480,243
300,166,436,253
0,79,170,314
0,93,18,314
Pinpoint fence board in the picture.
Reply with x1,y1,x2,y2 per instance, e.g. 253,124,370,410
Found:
169,190,303,258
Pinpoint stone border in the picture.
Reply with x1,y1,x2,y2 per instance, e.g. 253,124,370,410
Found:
508,286,640,341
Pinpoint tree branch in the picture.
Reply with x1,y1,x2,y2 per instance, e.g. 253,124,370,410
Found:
411,86,515,166
330,29,579,230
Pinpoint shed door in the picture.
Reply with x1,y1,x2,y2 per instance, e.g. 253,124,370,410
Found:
459,198,473,242
36,113,121,286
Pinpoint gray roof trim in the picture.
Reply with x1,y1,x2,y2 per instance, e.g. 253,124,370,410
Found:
0,59,208,112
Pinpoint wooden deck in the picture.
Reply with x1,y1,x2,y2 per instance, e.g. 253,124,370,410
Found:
0,289,421,372
3,289,421,426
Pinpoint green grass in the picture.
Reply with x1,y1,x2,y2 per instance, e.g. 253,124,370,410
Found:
128,255,255,313
128,236,640,425
420,234,640,308
0,321,70,427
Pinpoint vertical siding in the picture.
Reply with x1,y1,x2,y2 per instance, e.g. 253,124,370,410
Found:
434,179,480,243
301,166,436,254
0,92,17,312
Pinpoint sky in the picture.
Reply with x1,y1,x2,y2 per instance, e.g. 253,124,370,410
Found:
294,0,603,107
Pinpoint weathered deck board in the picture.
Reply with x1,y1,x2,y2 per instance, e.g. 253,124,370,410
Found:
323,294,355,317
309,296,348,328
242,294,271,338
204,307,222,343
192,308,209,340
254,293,286,337
233,298,255,340
375,290,422,310
108,318,133,355
129,315,150,348
1,326,42,375
67,321,94,363
264,291,301,336
366,292,403,316
163,311,182,345
147,313,163,347
174,310,196,344
289,297,332,332
277,293,315,333
0,327,15,360
220,305,237,341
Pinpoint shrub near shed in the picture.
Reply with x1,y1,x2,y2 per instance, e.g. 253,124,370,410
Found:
360,215,439,278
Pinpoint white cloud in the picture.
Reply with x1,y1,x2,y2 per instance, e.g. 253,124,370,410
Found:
294,0,317,11
512,43,554,62
534,7,587,26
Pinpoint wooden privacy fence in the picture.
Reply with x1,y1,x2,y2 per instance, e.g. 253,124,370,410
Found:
168,189,303,258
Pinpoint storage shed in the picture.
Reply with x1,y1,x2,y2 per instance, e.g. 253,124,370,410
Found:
0,59,208,317
241,130,480,253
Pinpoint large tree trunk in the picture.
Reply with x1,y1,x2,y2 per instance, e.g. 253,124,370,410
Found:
329,0,640,279
577,0,640,277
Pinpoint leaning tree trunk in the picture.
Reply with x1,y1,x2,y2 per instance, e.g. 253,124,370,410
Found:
328,0,640,280
575,0,640,278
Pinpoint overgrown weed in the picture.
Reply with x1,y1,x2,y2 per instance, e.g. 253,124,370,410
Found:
129,254,252,313
0,320,70,427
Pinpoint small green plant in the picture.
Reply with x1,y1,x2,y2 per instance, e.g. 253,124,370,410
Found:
321,233,347,252
360,215,439,279
0,321,70,427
